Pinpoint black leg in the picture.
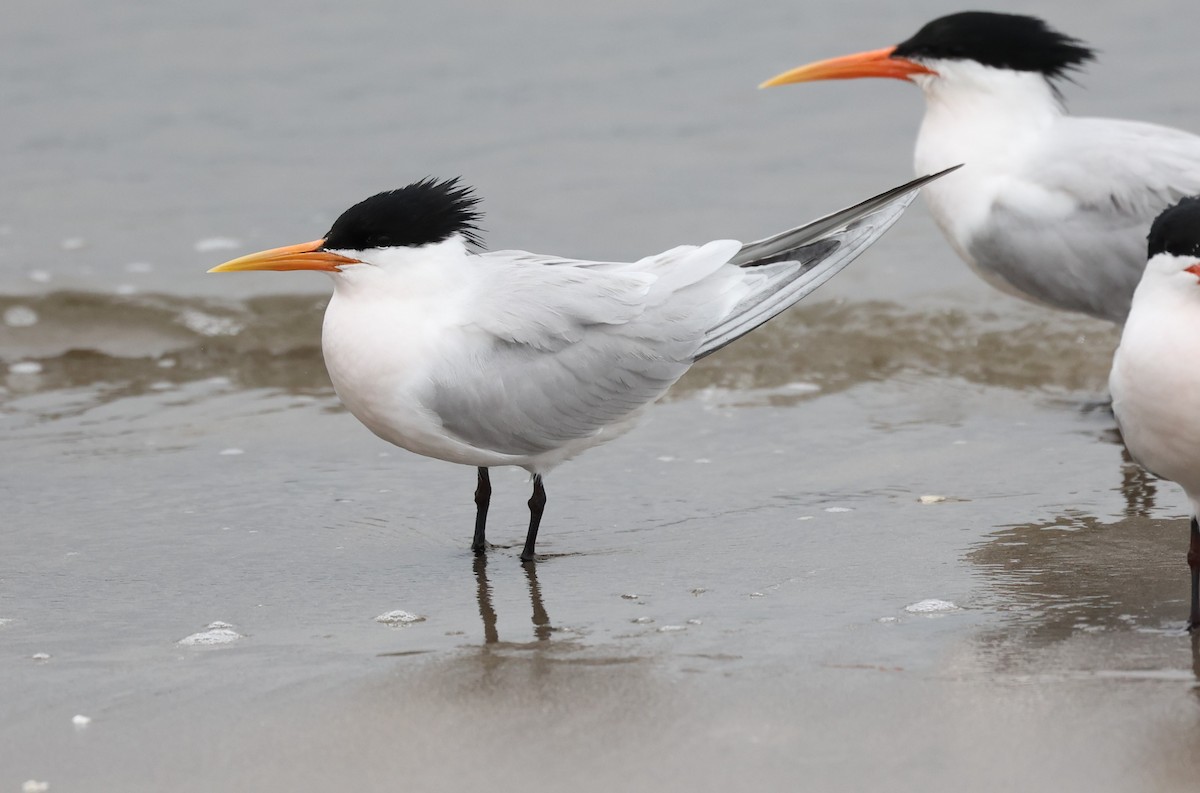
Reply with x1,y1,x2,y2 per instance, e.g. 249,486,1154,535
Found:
520,475,546,563
472,467,491,554
1188,517,1200,631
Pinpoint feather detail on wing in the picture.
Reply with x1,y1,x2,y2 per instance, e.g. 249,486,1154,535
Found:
1038,117,1200,222
430,243,742,456
972,118,1200,321
697,167,957,357
424,170,951,457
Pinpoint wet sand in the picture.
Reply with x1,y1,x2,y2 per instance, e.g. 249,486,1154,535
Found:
6,300,1200,791
4,1,1200,791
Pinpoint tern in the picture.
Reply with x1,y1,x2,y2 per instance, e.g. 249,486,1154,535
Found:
760,11,1200,323
1110,197,1200,629
209,170,951,561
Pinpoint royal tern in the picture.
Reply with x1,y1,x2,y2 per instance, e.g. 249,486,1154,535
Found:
1110,197,1200,629
761,11,1200,323
210,170,952,561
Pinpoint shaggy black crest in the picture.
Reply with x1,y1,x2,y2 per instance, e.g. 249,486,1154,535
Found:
892,12,1095,79
322,177,484,251
1148,197,1200,260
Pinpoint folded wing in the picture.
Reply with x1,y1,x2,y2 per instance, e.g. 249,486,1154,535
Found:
427,170,952,457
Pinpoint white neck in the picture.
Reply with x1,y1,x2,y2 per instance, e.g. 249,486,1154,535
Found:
1128,253,1200,316
326,234,474,300
910,60,1066,248
914,61,1064,158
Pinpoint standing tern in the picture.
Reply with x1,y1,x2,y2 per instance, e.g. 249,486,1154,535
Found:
761,11,1200,323
1110,197,1200,629
209,169,952,561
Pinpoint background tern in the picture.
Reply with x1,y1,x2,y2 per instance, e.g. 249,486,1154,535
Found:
1110,197,1200,629
209,169,952,561
760,11,1200,323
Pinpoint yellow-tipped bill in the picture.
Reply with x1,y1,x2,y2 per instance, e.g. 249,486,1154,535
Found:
759,46,935,88
207,239,360,273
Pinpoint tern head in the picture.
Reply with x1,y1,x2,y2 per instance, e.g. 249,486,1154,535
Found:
760,12,1095,91
208,177,483,275
1146,197,1200,283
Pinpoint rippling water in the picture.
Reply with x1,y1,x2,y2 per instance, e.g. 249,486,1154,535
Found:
1,291,1118,412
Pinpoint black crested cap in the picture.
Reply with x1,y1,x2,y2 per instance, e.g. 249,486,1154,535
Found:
892,12,1095,78
1148,197,1200,259
322,177,483,252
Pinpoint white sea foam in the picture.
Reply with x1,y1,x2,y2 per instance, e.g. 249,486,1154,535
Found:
4,306,38,327
375,610,425,626
178,622,243,646
904,599,959,614
178,310,243,337
9,361,43,375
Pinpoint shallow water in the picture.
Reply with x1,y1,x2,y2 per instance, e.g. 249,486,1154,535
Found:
4,1,1200,792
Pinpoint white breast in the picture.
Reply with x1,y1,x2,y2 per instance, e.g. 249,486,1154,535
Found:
1110,269,1200,508
913,64,1061,244
909,63,1113,311
319,242,530,469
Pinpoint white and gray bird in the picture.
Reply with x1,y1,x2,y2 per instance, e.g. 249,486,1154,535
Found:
1110,197,1200,629
761,11,1200,323
209,170,951,561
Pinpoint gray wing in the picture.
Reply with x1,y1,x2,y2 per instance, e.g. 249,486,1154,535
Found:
424,171,950,455
427,245,740,456
976,117,1200,321
1038,117,1200,223
697,167,958,358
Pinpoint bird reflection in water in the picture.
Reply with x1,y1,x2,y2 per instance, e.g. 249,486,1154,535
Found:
472,553,553,645
1118,447,1157,519
1193,633,1200,689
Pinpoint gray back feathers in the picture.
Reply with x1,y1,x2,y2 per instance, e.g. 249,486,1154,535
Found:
422,169,954,461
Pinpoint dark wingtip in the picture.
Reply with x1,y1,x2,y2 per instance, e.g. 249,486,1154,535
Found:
913,163,964,186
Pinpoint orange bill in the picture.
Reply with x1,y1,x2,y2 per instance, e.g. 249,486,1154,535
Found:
1186,264,1200,278
207,239,360,273
759,46,935,88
